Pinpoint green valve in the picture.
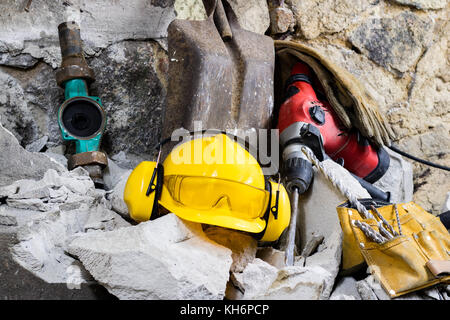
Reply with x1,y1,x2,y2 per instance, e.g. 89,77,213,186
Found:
58,78,107,154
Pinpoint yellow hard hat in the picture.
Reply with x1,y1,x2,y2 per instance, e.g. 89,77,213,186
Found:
124,134,290,242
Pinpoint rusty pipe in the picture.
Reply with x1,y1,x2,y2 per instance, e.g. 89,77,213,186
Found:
55,21,95,87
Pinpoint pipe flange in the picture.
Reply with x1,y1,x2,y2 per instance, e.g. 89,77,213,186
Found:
68,151,108,170
55,65,95,88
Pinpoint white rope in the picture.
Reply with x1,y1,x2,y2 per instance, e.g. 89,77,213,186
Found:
300,147,397,244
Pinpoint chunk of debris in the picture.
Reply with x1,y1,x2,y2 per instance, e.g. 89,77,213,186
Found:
68,214,233,300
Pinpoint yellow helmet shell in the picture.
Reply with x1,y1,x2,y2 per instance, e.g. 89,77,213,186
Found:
162,134,265,188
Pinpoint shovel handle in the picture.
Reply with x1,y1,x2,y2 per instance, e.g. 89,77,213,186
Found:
213,0,232,40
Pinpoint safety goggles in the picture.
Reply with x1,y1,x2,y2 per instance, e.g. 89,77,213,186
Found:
163,175,271,219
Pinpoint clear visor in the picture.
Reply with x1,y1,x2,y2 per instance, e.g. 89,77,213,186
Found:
163,175,270,219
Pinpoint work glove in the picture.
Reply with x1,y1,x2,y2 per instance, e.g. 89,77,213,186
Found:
274,40,396,147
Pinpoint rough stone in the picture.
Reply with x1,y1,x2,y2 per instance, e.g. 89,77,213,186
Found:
0,68,44,147
0,0,176,68
0,165,130,287
83,203,131,233
330,277,362,300
0,227,115,300
174,0,207,20
349,12,434,75
355,277,379,300
442,192,450,213
392,27,450,213
232,259,333,300
374,148,414,204
302,227,342,299
0,52,38,69
391,0,447,9
102,158,129,191
231,258,279,297
287,0,373,40
25,135,48,153
0,118,66,187
294,159,370,253
268,5,295,34
88,40,167,158
68,214,233,300
306,41,408,124
43,152,68,168
204,226,258,273
232,228,342,300
227,0,270,35
256,247,286,269
0,168,96,212
107,170,132,218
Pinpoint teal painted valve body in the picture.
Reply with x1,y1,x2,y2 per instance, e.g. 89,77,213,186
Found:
58,79,107,154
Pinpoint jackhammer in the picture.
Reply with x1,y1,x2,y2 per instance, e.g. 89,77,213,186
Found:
278,61,391,265
55,21,108,187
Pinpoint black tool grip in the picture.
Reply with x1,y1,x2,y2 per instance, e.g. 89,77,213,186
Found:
283,157,314,194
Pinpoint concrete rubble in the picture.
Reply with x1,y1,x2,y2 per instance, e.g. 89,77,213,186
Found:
295,159,370,253
68,214,233,300
0,0,448,301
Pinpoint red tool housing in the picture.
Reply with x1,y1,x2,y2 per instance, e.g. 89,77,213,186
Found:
277,62,389,182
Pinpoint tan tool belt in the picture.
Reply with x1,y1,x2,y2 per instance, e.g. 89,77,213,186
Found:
337,200,450,298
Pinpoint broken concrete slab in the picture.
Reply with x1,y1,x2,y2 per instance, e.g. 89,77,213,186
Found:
295,159,370,253
25,135,48,153
68,214,233,300
0,164,130,288
83,203,131,233
102,157,130,191
232,229,342,300
0,168,96,213
0,118,66,188
0,226,115,300
329,277,362,300
107,170,132,219
303,227,342,299
204,226,257,273
256,247,286,269
232,259,333,300
231,258,279,298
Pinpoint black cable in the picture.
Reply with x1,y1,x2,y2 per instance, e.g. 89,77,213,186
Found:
388,145,450,171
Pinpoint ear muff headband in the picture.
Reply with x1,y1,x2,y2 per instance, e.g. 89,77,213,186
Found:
145,163,164,220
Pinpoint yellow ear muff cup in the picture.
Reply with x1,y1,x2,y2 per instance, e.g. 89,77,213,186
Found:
124,161,161,222
256,180,291,242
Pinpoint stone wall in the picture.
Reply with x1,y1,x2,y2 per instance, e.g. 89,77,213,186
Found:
0,0,448,212
278,0,449,213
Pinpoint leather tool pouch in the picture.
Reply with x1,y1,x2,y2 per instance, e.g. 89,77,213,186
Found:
337,199,450,298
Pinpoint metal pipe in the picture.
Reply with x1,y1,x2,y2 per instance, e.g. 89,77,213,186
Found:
55,21,95,87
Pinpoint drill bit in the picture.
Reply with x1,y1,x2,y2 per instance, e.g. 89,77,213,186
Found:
285,187,300,266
